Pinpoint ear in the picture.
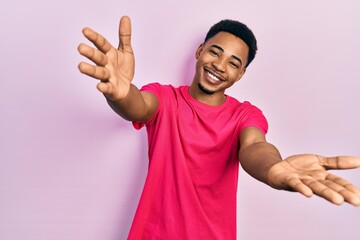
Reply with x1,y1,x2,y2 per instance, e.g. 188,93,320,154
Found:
195,43,204,59
235,68,247,82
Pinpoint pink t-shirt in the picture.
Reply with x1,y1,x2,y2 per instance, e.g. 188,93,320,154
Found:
129,83,268,239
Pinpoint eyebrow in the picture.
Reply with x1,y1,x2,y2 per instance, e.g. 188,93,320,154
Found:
210,44,243,66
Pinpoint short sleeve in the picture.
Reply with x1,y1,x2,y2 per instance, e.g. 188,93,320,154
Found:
132,83,163,130
238,102,268,135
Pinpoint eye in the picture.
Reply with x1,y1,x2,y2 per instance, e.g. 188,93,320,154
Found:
229,62,239,69
210,49,219,56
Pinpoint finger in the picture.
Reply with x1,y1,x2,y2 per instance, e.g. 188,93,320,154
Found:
82,27,112,54
318,156,360,170
286,177,313,197
326,174,360,196
302,179,344,205
78,62,110,80
118,16,133,53
321,179,360,206
96,81,113,95
78,43,108,66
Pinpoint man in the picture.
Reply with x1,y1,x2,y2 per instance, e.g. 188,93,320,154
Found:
78,16,360,239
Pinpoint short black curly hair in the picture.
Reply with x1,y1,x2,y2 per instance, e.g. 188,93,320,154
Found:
204,19,257,68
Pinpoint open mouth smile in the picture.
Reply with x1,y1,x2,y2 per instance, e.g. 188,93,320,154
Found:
205,69,225,83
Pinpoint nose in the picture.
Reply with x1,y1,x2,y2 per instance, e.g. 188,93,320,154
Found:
212,58,226,72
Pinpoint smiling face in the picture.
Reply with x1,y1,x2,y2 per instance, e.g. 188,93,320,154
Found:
190,31,250,105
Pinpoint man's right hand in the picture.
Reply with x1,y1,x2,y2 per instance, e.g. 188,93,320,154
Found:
78,16,134,102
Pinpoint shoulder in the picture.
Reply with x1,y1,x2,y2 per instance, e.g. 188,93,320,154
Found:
226,97,268,135
226,97,264,115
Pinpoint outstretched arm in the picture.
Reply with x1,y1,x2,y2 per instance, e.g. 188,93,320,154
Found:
78,16,158,122
239,127,360,206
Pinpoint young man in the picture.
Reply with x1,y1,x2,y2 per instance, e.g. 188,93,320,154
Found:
78,16,360,239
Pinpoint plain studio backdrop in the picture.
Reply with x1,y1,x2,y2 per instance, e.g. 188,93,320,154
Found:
1,0,359,239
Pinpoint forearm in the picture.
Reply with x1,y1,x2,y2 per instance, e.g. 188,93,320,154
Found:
105,84,150,122
239,142,283,185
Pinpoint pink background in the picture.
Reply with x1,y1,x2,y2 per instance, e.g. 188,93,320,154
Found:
1,0,360,239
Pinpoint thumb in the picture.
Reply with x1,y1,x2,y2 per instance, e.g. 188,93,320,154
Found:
319,156,360,170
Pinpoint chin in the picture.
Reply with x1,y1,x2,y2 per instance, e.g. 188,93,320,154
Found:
198,83,215,95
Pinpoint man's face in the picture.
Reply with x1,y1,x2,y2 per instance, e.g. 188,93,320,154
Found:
194,31,249,95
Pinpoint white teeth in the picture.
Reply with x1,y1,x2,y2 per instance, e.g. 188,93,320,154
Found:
207,71,220,81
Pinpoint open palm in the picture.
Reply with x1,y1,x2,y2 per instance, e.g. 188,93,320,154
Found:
78,16,134,101
268,154,360,206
